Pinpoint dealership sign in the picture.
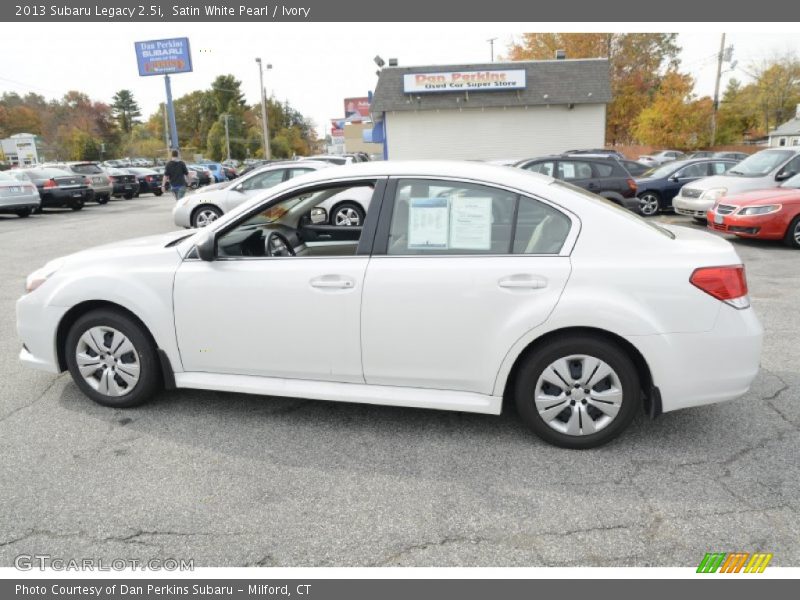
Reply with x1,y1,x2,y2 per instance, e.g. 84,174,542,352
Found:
403,70,526,93
134,38,193,76
344,97,371,119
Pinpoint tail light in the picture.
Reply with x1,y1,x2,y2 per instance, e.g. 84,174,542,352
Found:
106,176,112,185
146,175,154,182
43,179,57,189
84,177,92,185
690,265,749,309
108,176,117,182
627,178,637,192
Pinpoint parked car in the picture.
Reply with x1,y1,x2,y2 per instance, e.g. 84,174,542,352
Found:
125,168,164,196
104,167,140,199
188,165,212,187
673,148,800,220
706,173,800,248
12,167,91,211
199,162,228,183
173,161,331,228
514,156,639,211
54,162,113,204
222,166,238,180
634,159,738,216
686,151,715,159
638,150,686,166
0,171,40,217
16,161,763,449
564,148,626,160
712,151,749,161
307,154,354,165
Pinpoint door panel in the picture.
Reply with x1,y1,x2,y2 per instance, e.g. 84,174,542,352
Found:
174,257,367,382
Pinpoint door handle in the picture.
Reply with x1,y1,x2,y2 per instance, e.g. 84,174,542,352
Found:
498,275,548,290
310,275,355,290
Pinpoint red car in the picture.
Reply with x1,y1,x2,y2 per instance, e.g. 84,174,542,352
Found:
706,184,800,249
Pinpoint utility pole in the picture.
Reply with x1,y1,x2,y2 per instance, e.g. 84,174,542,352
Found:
255,58,272,160
221,114,232,161
487,38,497,62
162,103,170,156
711,33,726,147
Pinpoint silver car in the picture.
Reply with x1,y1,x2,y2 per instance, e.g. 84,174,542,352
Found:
674,148,800,219
638,150,686,166
0,171,40,217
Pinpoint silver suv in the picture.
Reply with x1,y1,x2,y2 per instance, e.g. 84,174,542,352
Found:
51,162,113,204
673,148,800,219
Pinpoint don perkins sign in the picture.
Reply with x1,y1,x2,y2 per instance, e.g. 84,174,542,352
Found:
402,70,526,93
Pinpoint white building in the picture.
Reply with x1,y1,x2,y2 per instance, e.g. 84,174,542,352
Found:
0,133,40,166
370,58,611,161
768,105,800,147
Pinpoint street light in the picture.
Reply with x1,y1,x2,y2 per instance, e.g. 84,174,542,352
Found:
255,57,272,160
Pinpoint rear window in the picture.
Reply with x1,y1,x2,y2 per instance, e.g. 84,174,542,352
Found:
27,168,72,178
70,163,103,174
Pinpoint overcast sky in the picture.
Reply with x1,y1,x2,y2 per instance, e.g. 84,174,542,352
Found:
2,23,800,140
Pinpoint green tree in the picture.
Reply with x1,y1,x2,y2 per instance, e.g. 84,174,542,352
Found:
506,33,681,145
110,89,141,133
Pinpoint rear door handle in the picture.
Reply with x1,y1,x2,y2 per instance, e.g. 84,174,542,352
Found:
498,275,548,290
310,275,355,290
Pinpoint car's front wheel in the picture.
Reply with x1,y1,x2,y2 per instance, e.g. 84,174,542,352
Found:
65,309,160,408
785,215,800,249
515,335,640,449
192,205,222,228
637,192,661,216
331,202,365,227
70,199,84,211
97,194,109,205
16,208,32,218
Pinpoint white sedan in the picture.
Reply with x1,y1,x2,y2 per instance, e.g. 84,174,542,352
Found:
16,161,762,448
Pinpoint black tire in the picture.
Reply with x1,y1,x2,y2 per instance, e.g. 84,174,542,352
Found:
191,205,223,228
154,190,163,197
785,215,800,249
16,208,32,218
70,199,84,211
97,194,110,205
123,193,133,200
330,201,366,227
514,334,640,449
65,309,161,408
692,217,706,225
637,191,661,216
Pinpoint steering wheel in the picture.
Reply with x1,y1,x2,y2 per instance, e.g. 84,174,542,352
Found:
265,231,296,257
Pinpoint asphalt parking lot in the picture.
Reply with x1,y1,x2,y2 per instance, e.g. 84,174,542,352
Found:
0,196,798,568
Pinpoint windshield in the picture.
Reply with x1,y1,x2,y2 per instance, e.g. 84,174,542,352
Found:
643,162,685,178
727,150,794,177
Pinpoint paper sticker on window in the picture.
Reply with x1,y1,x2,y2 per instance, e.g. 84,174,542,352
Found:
408,197,449,249
450,196,492,250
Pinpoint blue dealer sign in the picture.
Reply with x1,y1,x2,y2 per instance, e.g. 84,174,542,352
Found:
134,38,193,76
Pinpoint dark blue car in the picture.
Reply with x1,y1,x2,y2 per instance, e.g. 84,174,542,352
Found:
634,158,739,216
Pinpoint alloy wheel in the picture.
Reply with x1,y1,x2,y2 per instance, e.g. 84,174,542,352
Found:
195,209,220,228
334,206,361,226
75,326,140,397
534,354,623,436
638,193,659,216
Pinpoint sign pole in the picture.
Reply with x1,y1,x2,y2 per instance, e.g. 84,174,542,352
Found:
164,74,180,153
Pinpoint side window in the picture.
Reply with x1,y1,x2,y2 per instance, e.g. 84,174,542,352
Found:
711,162,732,175
288,168,314,179
240,169,286,191
524,161,555,177
593,163,614,177
558,161,592,180
386,179,570,256
780,155,800,177
676,163,709,178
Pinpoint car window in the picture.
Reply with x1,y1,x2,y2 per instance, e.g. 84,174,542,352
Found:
70,164,103,175
593,163,614,177
240,169,285,191
288,168,314,178
523,161,555,177
778,155,800,178
711,162,732,175
387,179,570,256
558,161,593,180
676,163,709,178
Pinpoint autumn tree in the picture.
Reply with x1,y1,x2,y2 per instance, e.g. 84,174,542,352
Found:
506,33,681,145
632,71,712,149
111,89,142,133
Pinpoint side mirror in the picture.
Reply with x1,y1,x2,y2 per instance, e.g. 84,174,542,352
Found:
776,170,795,181
309,207,328,224
195,231,216,261
668,175,679,182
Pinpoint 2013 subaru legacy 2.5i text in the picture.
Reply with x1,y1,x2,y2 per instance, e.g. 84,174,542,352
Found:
16,161,763,448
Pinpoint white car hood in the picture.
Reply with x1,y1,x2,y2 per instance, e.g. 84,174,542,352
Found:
60,230,194,265
681,174,774,194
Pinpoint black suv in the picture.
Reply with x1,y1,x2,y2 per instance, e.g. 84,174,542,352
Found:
514,155,638,211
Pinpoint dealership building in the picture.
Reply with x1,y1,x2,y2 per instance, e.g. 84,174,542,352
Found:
370,58,611,160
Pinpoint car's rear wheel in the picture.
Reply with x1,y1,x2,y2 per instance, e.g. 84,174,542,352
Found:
637,192,661,216
16,208,32,218
97,194,109,205
514,335,640,449
192,205,222,228
70,199,84,211
785,215,800,249
154,190,163,197
65,309,160,408
123,193,134,200
331,202,365,227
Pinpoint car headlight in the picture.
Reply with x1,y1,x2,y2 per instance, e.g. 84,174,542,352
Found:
25,259,64,293
738,204,781,216
700,187,727,201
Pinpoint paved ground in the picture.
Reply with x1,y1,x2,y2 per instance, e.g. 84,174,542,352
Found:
0,197,797,567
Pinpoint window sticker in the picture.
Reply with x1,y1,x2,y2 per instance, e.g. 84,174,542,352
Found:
449,196,492,250
408,197,449,249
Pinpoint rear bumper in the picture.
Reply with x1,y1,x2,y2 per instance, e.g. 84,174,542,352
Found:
0,194,40,211
40,188,90,207
112,182,140,196
626,304,763,413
